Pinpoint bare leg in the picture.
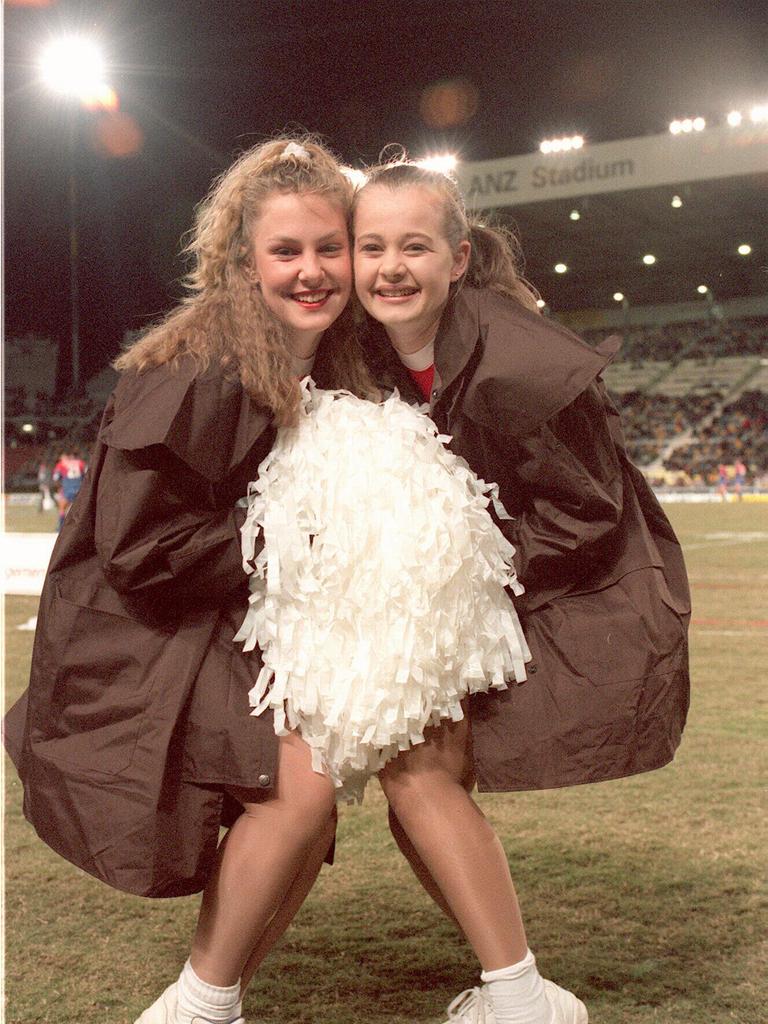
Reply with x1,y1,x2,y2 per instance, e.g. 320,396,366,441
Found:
238,807,337,992
378,717,527,971
190,732,336,986
387,750,475,926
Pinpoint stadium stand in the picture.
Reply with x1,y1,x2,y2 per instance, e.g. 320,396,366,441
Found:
589,317,767,485
4,316,767,493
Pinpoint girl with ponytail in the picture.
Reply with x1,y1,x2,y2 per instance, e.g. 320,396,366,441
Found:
5,135,377,1024
353,160,690,1024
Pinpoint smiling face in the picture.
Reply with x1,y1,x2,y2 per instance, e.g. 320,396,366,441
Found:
247,191,352,357
354,184,470,353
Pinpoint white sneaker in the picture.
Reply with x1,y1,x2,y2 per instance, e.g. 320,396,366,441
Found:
542,978,589,1023
133,982,246,1024
442,987,493,1023
441,979,588,1023
134,984,178,1024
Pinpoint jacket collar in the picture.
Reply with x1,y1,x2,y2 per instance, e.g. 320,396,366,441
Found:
433,288,482,398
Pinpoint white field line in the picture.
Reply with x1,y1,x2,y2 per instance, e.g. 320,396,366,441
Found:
685,536,768,552
695,629,768,637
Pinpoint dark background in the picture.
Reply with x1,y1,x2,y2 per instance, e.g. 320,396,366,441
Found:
5,0,767,386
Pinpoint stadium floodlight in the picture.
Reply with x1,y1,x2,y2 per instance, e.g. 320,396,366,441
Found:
671,195,683,208
749,104,768,123
569,209,581,221
554,262,568,274
540,134,584,155
613,292,625,302
415,154,458,174
39,35,105,99
737,243,752,256
727,110,743,127
669,117,704,135
642,254,657,265
342,166,367,188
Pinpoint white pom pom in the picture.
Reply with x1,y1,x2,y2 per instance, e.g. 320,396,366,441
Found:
236,383,531,801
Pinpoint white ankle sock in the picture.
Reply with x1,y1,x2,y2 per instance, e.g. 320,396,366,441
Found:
481,950,551,1024
176,959,242,1024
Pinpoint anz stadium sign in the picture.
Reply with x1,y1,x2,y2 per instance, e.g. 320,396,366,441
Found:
457,123,768,209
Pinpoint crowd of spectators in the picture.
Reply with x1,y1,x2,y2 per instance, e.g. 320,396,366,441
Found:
661,390,768,486
583,315,767,365
611,391,722,468
5,314,768,493
607,389,767,487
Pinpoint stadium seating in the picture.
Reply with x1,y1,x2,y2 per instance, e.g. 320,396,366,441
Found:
4,315,767,491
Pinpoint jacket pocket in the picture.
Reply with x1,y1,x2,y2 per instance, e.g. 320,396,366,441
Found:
29,583,163,775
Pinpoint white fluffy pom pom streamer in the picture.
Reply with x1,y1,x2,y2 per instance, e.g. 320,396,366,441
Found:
234,382,530,801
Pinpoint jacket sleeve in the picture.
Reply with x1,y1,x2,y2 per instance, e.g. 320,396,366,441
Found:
499,383,624,610
94,446,250,608
92,363,271,610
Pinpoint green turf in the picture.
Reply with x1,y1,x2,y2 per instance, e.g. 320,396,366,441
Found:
3,504,59,534
4,503,767,1023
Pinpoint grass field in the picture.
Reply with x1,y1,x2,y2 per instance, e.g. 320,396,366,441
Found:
4,503,767,1024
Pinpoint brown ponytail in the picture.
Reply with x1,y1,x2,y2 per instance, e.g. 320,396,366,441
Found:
465,221,541,311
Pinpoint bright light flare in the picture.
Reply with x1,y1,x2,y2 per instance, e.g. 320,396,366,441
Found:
671,195,683,208
81,83,119,111
727,110,743,127
554,262,568,274
569,209,581,221
613,292,625,302
536,298,546,309
750,104,768,123
39,36,106,99
415,153,458,174
697,284,710,295
737,243,752,256
642,254,657,266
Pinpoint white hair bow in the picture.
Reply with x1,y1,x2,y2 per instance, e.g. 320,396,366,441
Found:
282,142,311,161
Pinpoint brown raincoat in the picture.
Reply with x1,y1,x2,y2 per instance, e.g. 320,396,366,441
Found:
5,357,284,897
365,287,690,791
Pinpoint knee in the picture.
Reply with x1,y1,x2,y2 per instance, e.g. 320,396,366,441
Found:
227,771,337,831
379,722,473,811
379,758,453,819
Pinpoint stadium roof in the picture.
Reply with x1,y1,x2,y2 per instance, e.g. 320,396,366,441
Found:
456,126,768,313
499,173,767,311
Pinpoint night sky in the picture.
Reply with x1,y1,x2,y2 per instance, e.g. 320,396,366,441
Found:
5,0,767,385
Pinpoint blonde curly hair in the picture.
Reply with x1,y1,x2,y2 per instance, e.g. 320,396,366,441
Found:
354,160,540,312
115,135,374,424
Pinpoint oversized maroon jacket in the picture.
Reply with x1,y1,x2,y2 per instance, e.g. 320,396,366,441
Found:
364,286,690,791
